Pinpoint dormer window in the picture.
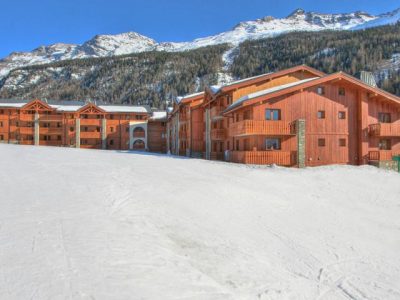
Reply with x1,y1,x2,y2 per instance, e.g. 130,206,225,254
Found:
317,87,325,95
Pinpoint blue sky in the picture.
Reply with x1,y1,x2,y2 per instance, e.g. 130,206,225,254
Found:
0,0,399,58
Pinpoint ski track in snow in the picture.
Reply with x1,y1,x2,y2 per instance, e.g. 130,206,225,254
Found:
0,144,399,299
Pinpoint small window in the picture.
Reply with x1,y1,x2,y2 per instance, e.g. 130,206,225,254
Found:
0,135,4,140
136,115,143,120
318,138,326,147
378,112,391,123
0,121,3,127
265,138,281,150
265,109,281,121
235,114,239,122
57,135,62,141
109,115,114,120
81,139,87,145
339,139,346,147
110,127,114,133
57,122,61,128
96,127,101,132
338,87,345,96
244,110,251,120
317,87,325,95
84,127,88,132
235,140,239,151
338,111,346,119
0,110,3,114
379,139,391,150
317,111,325,119
109,139,114,146
16,122,19,127
70,127,74,132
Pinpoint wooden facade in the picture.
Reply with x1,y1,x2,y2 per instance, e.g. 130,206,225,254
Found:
0,99,166,152
167,65,400,167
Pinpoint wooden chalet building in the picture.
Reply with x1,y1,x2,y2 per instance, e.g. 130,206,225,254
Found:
0,99,167,152
168,65,400,169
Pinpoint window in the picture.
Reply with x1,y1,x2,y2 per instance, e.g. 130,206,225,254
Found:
318,138,326,147
379,139,391,150
317,111,325,119
16,122,19,127
84,127,88,132
57,122,61,128
110,127,114,132
0,135,3,141
317,86,325,95
265,138,281,150
338,87,346,96
109,139,114,146
236,140,239,151
265,109,281,121
109,115,114,120
96,127,101,132
338,111,346,119
57,135,62,141
378,112,391,123
0,110,3,114
70,127,74,132
339,139,346,147
81,139,87,145
235,114,239,122
136,115,143,120
0,121,3,127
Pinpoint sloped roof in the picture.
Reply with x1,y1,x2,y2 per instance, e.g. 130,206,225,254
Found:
224,72,400,113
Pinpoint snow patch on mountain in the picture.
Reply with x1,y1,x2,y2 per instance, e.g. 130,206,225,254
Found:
352,8,400,30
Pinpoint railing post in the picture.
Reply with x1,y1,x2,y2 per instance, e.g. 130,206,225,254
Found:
296,119,306,168
101,118,107,149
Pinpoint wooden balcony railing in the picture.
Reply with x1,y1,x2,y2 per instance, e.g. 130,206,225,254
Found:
210,106,224,120
229,120,295,137
369,123,400,137
230,151,296,166
80,132,102,139
80,119,102,126
369,150,400,161
40,127,63,135
210,151,225,161
210,128,226,140
39,114,63,122
18,127,34,135
18,114,35,121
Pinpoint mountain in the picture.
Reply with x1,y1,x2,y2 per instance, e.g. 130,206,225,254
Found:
1,7,400,80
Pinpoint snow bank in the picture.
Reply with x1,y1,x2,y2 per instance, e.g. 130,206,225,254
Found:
0,144,399,300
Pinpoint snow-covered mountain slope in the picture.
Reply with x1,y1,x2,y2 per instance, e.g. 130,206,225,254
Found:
0,144,400,300
352,8,400,30
1,7,399,80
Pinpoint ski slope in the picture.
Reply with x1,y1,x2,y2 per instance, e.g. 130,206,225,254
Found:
0,144,399,300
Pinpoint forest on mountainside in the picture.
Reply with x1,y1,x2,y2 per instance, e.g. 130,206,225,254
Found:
0,23,399,107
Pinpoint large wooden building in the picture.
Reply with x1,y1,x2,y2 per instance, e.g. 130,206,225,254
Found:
168,65,400,168
0,99,167,152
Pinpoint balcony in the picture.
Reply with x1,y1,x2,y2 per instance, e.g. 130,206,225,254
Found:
210,106,224,121
230,151,296,166
210,128,226,140
369,123,400,137
39,114,63,122
18,114,35,122
80,131,102,139
80,119,102,126
229,120,295,137
369,150,400,161
40,127,63,134
18,127,34,135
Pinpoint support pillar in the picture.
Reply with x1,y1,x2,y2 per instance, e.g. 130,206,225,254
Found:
75,118,81,148
34,112,39,146
205,108,211,160
296,119,306,168
101,118,107,149
176,112,180,155
166,121,170,154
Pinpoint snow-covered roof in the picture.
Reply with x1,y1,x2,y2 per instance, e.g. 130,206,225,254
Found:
0,99,150,114
0,102,26,108
225,77,319,112
98,105,149,113
150,111,167,120
175,91,204,104
210,72,274,94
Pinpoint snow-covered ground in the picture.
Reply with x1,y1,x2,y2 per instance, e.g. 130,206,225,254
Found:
0,144,399,300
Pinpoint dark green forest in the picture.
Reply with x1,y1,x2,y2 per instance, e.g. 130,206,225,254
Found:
0,23,399,107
